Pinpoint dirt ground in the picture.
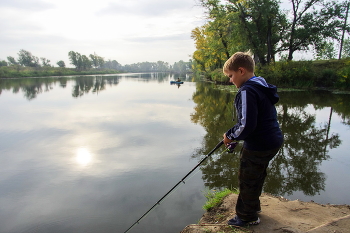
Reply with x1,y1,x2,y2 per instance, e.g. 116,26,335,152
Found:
180,193,350,233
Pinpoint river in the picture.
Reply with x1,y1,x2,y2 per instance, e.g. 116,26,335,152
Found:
0,73,349,233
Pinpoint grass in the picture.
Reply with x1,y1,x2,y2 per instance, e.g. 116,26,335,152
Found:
203,188,238,211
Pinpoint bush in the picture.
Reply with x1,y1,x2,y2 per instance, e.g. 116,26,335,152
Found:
337,61,350,89
209,68,229,83
315,69,339,87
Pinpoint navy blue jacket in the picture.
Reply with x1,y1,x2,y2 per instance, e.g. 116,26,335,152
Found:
226,76,283,151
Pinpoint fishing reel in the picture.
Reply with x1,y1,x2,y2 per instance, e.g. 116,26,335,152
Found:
226,141,238,153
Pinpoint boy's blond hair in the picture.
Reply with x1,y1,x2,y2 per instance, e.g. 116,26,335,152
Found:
223,51,255,73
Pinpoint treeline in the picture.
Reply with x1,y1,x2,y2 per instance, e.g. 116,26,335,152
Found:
192,0,350,89
0,49,192,78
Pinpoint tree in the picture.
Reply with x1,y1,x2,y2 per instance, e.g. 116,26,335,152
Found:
173,60,189,73
341,38,350,58
338,1,350,59
227,0,287,64
103,59,121,70
68,51,78,68
282,0,344,60
155,61,169,72
0,60,8,67
81,55,92,70
40,57,51,67
17,49,40,67
314,41,337,60
97,56,105,69
68,51,83,70
7,56,18,65
56,60,66,68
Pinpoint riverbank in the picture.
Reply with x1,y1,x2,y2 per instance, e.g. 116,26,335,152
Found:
0,66,122,78
202,59,350,91
181,193,350,233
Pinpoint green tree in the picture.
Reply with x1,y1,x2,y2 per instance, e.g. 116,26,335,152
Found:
197,0,287,66
283,0,344,60
173,60,189,73
97,56,105,69
341,38,350,58
314,41,337,60
7,56,18,65
68,51,83,70
56,60,66,68
226,0,286,64
0,60,8,67
89,53,104,69
40,57,51,67
338,1,350,59
17,49,40,67
103,59,121,70
81,55,92,70
155,61,169,72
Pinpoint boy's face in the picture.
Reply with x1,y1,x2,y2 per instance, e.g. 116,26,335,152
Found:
225,68,244,88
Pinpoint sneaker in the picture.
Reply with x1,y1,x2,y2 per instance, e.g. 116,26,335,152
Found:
227,215,260,227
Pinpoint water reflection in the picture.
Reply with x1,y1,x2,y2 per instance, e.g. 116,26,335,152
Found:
76,148,93,166
0,72,191,100
191,82,347,200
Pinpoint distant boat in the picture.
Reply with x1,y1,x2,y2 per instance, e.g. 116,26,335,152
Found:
170,81,184,84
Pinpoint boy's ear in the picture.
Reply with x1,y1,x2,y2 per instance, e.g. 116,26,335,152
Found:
238,67,246,75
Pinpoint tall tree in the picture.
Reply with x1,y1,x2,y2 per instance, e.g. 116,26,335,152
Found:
7,56,18,65
40,57,51,67
227,0,286,64
283,0,344,60
81,55,92,70
68,51,83,70
17,49,40,67
198,0,286,66
339,0,350,59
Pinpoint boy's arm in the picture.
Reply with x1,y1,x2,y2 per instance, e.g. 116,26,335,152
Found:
225,89,258,141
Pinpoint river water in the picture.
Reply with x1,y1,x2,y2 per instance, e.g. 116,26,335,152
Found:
0,73,349,233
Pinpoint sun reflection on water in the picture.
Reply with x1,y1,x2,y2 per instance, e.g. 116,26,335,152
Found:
76,148,92,166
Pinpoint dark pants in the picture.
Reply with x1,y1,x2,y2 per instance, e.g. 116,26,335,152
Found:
236,147,280,221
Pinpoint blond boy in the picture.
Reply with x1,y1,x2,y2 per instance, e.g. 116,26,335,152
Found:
223,52,283,226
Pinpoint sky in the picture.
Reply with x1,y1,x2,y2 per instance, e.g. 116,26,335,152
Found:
0,0,206,66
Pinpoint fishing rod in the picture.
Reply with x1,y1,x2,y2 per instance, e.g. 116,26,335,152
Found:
123,140,238,233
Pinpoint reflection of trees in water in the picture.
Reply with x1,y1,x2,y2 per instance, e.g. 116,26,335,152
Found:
191,84,343,197
72,76,117,97
0,75,121,100
0,73,192,100
266,104,341,196
0,78,55,100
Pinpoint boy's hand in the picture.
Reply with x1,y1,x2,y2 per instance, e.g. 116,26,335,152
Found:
223,133,233,146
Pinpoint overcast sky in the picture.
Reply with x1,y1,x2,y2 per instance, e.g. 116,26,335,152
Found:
0,0,206,66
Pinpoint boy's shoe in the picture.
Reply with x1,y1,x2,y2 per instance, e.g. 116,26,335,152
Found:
227,215,260,227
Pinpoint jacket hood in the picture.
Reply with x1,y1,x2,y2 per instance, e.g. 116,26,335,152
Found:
243,76,279,104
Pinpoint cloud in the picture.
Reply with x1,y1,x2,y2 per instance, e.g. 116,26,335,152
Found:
98,0,198,17
0,0,205,64
127,33,190,43
0,0,54,11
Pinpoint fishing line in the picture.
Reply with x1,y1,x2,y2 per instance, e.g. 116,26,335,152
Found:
123,140,237,233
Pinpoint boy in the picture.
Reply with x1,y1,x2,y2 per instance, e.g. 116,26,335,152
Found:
222,52,283,227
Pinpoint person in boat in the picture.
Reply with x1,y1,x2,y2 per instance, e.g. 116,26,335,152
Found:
222,51,283,227
177,78,181,82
